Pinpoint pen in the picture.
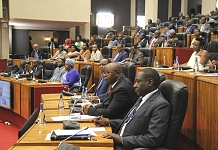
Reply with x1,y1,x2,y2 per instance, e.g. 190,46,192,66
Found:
70,116,81,119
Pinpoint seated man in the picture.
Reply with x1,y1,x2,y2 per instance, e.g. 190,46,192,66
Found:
163,23,176,36
105,28,114,39
165,31,179,47
52,45,67,59
155,19,164,28
92,68,171,150
136,33,147,48
149,30,165,48
125,45,144,66
4,58,19,74
190,29,203,48
50,58,67,82
90,58,111,103
90,43,103,61
134,27,143,37
30,44,45,59
184,20,196,34
198,17,211,31
16,60,30,74
25,59,44,79
113,33,124,47
111,44,128,63
108,36,116,48
82,63,137,119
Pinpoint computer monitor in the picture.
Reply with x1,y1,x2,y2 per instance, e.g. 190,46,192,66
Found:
0,80,12,109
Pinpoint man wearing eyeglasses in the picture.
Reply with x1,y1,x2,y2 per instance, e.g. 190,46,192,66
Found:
82,62,137,119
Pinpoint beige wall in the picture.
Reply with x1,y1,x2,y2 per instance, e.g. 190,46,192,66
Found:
9,0,90,22
202,0,216,14
0,0,2,18
29,31,53,47
145,0,158,24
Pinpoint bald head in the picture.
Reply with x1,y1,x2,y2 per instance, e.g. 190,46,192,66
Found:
154,30,161,38
107,63,122,73
33,44,39,51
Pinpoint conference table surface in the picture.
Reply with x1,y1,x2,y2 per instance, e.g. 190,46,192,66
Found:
9,146,113,150
15,122,113,147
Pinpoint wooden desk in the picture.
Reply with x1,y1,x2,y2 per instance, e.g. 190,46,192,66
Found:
111,48,117,57
155,47,174,67
190,34,196,42
160,28,167,34
134,37,140,44
186,34,191,48
104,38,111,47
44,100,70,110
93,63,101,91
131,30,136,37
20,81,62,119
135,67,175,79
177,27,184,33
211,32,218,40
196,76,218,150
173,71,200,141
15,122,113,147
41,93,72,102
10,146,113,150
49,48,58,56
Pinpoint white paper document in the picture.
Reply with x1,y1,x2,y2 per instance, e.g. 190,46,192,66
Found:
72,95,81,99
51,115,96,121
84,127,106,132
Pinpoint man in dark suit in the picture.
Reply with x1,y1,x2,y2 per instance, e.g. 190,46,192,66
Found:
125,45,144,66
178,12,185,20
48,38,57,49
92,68,171,150
90,58,111,102
184,20,196,34
155,19,164,28
31,44,45,59
165,31,179,47
16,60,30,74
113,33,124,47
149,30,165,48
112,44,128,63
82,62,137,119
4,58,19,74
198,17,211,31
26,59,44,79
136,33,147,48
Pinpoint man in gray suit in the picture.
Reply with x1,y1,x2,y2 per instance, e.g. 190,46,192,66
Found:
92,68,171,150
125,45,144,66
198,17,211,31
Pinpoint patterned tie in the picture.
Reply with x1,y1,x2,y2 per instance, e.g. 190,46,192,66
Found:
34,51,38,58
113,53,120,61
150,38,157,48
107,86,112,94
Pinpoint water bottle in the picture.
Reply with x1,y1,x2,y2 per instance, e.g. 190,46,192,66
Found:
146,40,149,48
32,73,36,82
153,56,158,68
38,103,46,126
83,87,88,101
81,86,85,99
174,56,180,70
58,92,64,111
193,57,199,72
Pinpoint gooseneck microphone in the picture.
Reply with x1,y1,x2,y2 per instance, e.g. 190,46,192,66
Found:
56,127,89,150
87,84,95,92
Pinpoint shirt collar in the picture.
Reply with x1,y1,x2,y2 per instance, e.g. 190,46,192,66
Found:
142,89,158,102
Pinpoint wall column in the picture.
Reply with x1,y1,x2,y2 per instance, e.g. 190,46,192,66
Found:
130,0,136,26
202,0,216,14
181,0,188,15
145,0,158,24
79,23,90,39
0,22,9,59
168,0,172,18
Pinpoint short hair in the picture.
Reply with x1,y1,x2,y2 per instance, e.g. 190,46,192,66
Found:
194,28,200,32
93,43,99,49
117,43,123,48
71,44,79,51
58,58,65,63
77,35,82,40
140,68,160,87
131,44,138,49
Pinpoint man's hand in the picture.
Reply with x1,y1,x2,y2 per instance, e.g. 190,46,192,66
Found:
102,133,123,144
125,58,131,61
91,117,109,126
82,104,91,114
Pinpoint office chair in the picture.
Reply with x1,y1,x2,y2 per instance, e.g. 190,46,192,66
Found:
207,39,218,61
139,48,153,67
102,46,112,58
43,61,57,80
122,62,136,84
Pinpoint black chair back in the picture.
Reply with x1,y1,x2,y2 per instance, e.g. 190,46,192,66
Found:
110,29,117,36
195,14,204,19
201,30,211,49
81,38,89,44
159,80,188,149
191,18,199,24
207,39,218,61
123,29,131,36
176,33,187,47
122,62,136,84
18,108,39,138
80,65,92,88
43,62,57,80
158,72,166,83
163,22,171,27
177,20,185,26
124,36,134,47
139,48,153,66
95,37,104,48
148,27,157,33
39,46,49,59
123,47,130,56
102,46,112,58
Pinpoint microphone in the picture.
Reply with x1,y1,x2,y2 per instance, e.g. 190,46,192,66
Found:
87,84,95,92
38,69,46,83
56,127,89,150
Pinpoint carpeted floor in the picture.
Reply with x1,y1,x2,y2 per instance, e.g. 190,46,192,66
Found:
0,120,19,150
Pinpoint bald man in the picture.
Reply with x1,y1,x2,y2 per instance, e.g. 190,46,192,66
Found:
165,31,179,47
82,62,137,119
149,30,165,48
31,44,45,59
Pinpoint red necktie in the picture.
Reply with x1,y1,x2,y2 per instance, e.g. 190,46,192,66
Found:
108,86,112,94
150,38,157,48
